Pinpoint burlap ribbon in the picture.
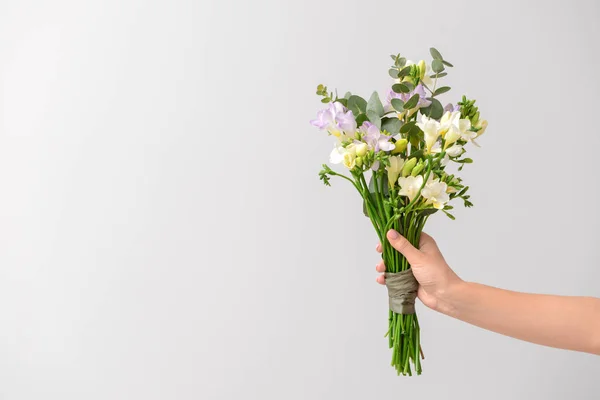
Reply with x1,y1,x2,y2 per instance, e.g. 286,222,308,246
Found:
384,269,419,314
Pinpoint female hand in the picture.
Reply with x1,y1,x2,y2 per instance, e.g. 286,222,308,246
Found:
375,229,463,313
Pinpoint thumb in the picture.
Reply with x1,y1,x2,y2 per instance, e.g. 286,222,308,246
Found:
386,229,423,265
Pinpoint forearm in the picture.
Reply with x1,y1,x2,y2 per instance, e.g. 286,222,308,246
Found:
438,281,600,355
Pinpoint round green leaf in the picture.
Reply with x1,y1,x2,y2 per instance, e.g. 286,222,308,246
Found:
392,83,410,93
347,95,367,115
388,68,399,79
390,98,405,112
432,59,445,73
430,47,443,60
403,94,420,110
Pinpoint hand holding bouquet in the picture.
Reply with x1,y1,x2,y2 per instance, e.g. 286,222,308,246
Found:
310,48,488,376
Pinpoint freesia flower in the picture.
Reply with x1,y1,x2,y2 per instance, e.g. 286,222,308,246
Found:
398,175,423,202
446,144,464,157
386,156,405,188
443,103,460,114
329,144,357,169
416,114,441,153
421,179,450,209
361,123,395,152
310,102,357,140
385,84,431,115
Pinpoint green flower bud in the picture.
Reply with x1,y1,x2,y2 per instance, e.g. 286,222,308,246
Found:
391,139,408,154
401,157,417,177
418,60,426,80
411,161,425,177
356,157,363,167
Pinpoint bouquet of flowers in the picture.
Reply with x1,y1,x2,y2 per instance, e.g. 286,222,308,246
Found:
310,48,488,376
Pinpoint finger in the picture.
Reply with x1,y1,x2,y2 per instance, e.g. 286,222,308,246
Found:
386,229,423,264
376,243,382,253
376,274,385,285
375,260,386,273
418,232,440,255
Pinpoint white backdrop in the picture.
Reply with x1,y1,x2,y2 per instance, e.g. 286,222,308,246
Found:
1,0,599,399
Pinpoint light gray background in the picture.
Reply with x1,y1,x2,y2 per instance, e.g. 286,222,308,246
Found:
0,0,598,399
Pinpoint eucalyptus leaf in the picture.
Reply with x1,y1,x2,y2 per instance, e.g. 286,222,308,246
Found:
344,91,352,99
418,208,439,217
400,121,417,134
432,59,445,73
347,95,367,115
433,86,451,96
392,83,410,94
421,98,443,119
355,113,369,127
336,98,348,107
398,65,412,78
390,98,405,112
397,57,407,67
442,60,454,68
430,47,443,60
429,72,447,78
388,68,399,79
381,117,402,134
403,94,420,109
403,81,415,91
367,110,382,129
367,92,385,117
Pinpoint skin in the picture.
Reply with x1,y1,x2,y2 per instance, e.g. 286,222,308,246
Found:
376,229,600,356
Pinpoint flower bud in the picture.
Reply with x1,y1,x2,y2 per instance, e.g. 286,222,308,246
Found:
391,139,408,154
411,161,425,177
418,60,426,80
355,142,368,157
475,120,488,137
355,157,363,167
401,157,417,177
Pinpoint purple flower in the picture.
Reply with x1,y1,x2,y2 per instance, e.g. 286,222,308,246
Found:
444,103,460,113
310,102,357,137
361,123,395,153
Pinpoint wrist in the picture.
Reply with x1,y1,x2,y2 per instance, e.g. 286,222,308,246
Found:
433,279,470,318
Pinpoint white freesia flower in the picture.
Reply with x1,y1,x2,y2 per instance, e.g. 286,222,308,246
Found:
417,114,441,153
330,144,358,169
441,154,450,167
386,155,405,188
398,175,423,202
421,179,450,209
446,144,463,157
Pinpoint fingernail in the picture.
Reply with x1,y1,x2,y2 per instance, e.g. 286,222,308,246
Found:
387,229,399,239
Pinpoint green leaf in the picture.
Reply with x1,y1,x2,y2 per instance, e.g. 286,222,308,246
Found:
403,81,415,91
442,210,456,220
381,117,402,134
367,92,384,117
336,98,347,107
457,158,473,164
420,98,443,119
432,59,445,73
392,83,410,94
390,54,397,61
347,95,367,115
397,57,407,67
433,86,451,96
442,60,454,68
388,68,399,79
400,121,417,134
367,110,381,129
321,98,330,103
390,98,405,112
355,113,369,127
344,91,352,99
418,208,439,217
398,65,412,78
429,72,447,78
403,94,420,109
430,47,443,60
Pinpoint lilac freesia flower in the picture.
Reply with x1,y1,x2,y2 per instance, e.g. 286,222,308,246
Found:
361,122,395,152
310,102,357,138
384,84,431,112
444,103,460,113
